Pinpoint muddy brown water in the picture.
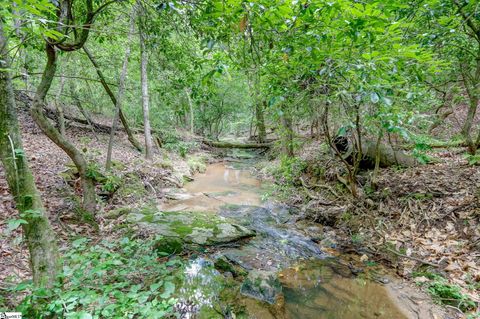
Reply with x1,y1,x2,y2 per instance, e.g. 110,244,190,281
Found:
163,162,417,319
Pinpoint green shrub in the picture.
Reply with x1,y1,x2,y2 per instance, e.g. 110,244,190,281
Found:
274,156,307,186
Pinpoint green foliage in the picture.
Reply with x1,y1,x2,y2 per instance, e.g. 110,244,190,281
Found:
274,156,307,186
464,153,480,166
12,237,183,318
101,174,123,193
85,163,105,182
413,272,476,312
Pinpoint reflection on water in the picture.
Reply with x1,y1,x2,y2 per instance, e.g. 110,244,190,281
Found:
161,163,262,212
280,261,408,319
175,258,223,318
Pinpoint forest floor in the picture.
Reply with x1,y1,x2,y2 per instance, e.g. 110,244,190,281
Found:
258,138,480,316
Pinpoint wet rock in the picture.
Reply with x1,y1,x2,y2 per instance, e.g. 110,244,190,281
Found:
165,190,193,200
126,208,255,246
240,270,283,305
214,255,248,278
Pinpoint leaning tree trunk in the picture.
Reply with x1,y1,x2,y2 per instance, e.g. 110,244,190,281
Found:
83,46,143,152
0,22,59,288
138,4,154,160
106,8,135,170
54,70,66,136
30,43,97,212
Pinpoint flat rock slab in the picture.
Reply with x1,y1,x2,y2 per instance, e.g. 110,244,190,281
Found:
127,209,255,245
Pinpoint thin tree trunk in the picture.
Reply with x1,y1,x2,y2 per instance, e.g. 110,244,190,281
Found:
461,53,480,154
83,46,143,152
185,87,194,135
106,9,135,170
55,71,66,136
256,100,267,143
0,22,60,288
246,72,266,143
69,82,99,141
30,43,96,213
280,104,294,156
138,6,153,159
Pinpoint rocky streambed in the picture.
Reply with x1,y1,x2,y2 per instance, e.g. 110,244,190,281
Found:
119,161,447,319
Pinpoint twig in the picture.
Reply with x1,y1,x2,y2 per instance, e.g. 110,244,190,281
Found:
385,247,440,268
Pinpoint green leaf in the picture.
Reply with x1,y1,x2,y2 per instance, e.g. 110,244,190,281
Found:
7,219,28,232
160,282,175,299
78,312,93,319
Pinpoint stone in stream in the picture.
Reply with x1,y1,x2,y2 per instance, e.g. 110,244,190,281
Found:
125,207,255,247
240,270,283,305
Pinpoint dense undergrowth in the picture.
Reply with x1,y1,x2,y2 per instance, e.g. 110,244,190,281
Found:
5,237,183,319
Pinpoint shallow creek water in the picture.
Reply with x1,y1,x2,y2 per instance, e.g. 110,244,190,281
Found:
161,162,410,319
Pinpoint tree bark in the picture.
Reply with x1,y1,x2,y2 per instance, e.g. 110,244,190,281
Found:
54,71,66,136
0,22,60,288
280,104,294,156
106,8,135,170
138,4,153,160
83,46,143,152
185,87,194,135
30,43,97,213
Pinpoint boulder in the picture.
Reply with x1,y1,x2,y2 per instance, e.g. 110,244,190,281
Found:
126,208,255,246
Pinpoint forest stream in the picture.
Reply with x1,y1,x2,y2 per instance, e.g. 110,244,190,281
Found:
158,161,413,319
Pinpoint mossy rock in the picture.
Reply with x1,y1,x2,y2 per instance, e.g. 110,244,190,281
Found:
127,209,255,246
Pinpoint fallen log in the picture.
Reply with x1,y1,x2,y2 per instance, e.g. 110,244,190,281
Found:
361,140,417,167
334,136,418,168
203,140,272,149
43,107,113,134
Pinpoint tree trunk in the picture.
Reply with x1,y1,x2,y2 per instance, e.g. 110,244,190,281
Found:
106,8,135,170
69,82,99,140
138,6,154,160
83,46,143,152
54,71,66,136
256,101,267,143
185,87,194,135
280,104,294,156
0,22,60,288
461,52,480,154
30,43,96,212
